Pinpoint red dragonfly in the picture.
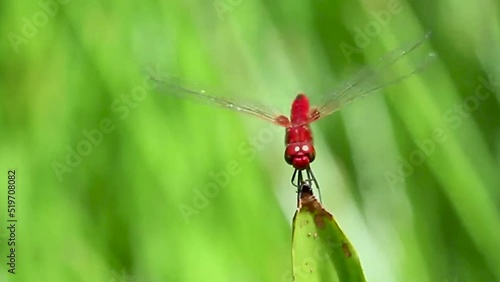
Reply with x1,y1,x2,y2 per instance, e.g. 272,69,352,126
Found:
152,33,434,201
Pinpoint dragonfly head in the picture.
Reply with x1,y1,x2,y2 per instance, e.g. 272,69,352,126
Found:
284,143,316,170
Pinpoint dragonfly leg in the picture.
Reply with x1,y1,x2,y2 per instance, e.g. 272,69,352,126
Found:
292,169,314,203
291,169,306,201
291,169,299,202
296,170,304,203
291,169,298,188
306,168,322,203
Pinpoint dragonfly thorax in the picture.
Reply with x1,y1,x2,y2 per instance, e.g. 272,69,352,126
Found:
285,94,316,170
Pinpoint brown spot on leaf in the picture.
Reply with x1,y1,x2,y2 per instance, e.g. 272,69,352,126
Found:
342,242,352,258
297,188,333,229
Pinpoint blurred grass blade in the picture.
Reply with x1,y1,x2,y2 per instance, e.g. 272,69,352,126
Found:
292,184,366,282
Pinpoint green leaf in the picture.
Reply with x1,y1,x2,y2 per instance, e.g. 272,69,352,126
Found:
292,184,366,282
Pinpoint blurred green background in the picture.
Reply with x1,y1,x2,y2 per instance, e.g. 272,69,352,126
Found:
1,0,499,281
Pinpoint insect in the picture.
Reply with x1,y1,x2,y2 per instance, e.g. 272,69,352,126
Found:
151,33,434,201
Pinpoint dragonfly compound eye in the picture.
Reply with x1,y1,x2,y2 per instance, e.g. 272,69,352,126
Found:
308,147,316,163
284,145,301,166
284,151,293,165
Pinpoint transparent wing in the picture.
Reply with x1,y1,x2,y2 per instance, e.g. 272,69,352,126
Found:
148,74,290,127
309,32,435,122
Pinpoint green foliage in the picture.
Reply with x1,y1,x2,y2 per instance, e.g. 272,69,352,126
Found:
292,185,366,282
